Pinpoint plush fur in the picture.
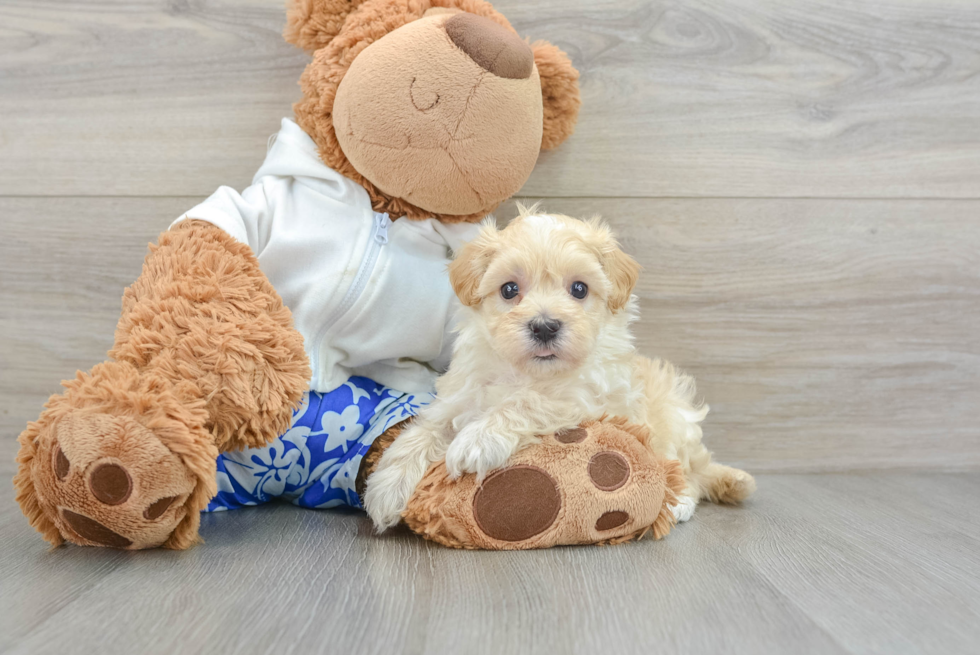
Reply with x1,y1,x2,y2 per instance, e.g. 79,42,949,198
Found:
288,0,580,223
14,221,310,549
112,221,310,452
364,208,756,531
400,417,687,549
15,362,216,550
532,41,582,151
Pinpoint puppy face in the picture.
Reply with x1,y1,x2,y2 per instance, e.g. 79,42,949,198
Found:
450,210,640,375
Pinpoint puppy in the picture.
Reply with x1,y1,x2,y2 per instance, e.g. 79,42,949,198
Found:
364,206,755,531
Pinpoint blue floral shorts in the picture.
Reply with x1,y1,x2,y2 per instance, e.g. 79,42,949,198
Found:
207,377,432,512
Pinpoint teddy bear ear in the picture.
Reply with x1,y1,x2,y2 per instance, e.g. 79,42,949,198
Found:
532,41,582,150
284,0,362,52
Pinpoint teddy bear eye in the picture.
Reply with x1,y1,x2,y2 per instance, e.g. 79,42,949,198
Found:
570,281,588,299
500,282,520,300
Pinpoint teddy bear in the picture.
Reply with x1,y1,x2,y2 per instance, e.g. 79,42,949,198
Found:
14,0,684,551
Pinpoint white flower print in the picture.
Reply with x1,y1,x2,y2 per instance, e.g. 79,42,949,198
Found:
314,404,364,454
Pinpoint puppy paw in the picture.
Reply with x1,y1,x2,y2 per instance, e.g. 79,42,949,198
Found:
363,465,418,532
669,494,698,523
445,423,517,480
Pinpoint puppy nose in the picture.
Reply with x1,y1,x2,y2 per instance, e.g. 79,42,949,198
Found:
529,318,562,343
445,13,534,80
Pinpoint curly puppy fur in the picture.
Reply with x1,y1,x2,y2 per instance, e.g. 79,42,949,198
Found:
15,220,310,548
364,209,756,531
287,0,580,223
355,419,411,498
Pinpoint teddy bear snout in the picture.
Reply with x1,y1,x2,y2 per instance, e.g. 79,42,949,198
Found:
444,13,533,80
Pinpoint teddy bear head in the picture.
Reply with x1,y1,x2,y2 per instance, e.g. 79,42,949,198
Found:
285,0,581,223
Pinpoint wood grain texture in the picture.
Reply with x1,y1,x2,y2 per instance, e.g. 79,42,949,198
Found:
5,196,977,472
2,0,980,198
706,474,980,654
2,464,979,654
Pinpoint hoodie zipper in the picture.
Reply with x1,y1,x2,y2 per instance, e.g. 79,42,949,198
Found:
309,212,391,378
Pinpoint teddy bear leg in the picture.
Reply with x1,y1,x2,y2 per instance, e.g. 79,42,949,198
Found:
15,220,310,550
401,418,688,550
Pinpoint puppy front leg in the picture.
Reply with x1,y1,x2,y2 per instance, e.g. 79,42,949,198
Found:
444,420,519,480
444,402,551,480
363,418,449,532
669,492,699,523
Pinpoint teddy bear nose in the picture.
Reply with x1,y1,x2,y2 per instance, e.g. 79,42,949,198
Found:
445,12,534,80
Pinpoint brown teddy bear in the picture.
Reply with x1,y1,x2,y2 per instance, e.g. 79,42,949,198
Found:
14,0,683,551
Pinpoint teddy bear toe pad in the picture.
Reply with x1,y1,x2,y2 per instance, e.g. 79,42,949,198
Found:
472,466,561,542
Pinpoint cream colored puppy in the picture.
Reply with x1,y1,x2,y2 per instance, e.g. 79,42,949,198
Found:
364,207,755,531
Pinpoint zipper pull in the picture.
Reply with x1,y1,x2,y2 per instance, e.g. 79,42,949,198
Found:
374,212,391,245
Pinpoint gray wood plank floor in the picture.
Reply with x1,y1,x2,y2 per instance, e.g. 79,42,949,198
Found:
2,461,978,654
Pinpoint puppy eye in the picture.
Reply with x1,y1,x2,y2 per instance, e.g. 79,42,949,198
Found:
500,282,520,300
570,281,588,299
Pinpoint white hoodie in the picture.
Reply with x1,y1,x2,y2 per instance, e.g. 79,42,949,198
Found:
172,118,479,395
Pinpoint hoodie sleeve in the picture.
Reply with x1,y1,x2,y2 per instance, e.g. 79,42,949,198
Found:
171,181,275,255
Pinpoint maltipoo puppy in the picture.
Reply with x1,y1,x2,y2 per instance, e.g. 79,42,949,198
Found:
364,206,755,531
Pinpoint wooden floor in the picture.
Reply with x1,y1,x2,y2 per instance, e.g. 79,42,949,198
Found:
2,455,979,655
2,0,979,653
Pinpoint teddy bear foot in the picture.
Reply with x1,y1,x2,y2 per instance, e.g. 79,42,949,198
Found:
42,414,201,549
402,417,687,550
15,362,219,550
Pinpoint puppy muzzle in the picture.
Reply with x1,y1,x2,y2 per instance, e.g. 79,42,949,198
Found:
528,318,562,345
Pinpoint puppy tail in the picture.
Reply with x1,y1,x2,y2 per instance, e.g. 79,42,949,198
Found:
638,356,756,506
694,462,756,505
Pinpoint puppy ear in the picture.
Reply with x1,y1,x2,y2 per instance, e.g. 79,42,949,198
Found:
532,41,581,150
284,0,360,52
449,221,498,307
603,247,641,311
587,219,641,312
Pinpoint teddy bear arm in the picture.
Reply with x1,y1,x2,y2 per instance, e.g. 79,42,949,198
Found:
110,219,311,452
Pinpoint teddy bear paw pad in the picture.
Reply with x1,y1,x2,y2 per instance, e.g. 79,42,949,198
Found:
472,466,561,541
588,451,630,491
89,463,133,505
61,509,133,548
